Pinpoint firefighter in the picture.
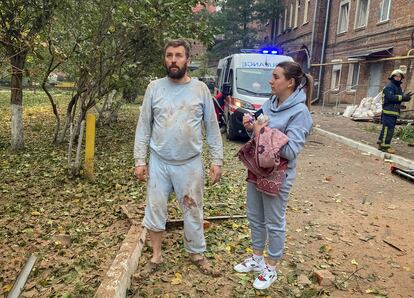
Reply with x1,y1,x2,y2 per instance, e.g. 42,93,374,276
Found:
377,69,412,154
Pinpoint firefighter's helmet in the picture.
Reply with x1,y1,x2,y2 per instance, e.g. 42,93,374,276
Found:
389,69,405,79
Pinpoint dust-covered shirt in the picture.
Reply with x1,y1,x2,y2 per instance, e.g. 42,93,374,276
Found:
134,77,223,166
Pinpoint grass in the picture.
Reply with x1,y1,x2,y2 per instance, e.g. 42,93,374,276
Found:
363,122,414,144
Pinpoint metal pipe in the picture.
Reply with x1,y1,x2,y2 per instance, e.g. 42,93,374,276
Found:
311,48,414,66
309,0,318,60
316,0,331,103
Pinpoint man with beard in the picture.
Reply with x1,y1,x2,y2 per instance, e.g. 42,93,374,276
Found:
134,39,223,277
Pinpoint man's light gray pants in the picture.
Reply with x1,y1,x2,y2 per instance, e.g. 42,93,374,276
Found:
143,154,206,254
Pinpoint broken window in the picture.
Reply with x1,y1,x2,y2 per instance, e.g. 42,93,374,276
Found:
337,0,350,34
379,0,391,22
347,62,360,91
331,63,342,91
355,0,369,28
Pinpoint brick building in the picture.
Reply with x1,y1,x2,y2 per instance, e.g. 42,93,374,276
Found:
271,0,414,111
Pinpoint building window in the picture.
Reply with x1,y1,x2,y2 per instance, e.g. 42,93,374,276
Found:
379,0,391,22
331,62,342,91
294,0,300,28
347,61,360,91
355,0,369,28
289,3,293,28
337,0,350,34
278,14,283,35
303,0,310,24
284,8,287,30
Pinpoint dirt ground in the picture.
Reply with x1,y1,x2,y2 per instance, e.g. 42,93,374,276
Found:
130,126,414,297
1,98,413,297
311,107,414,161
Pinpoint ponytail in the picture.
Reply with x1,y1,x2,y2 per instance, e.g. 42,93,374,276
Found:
304,74,314,110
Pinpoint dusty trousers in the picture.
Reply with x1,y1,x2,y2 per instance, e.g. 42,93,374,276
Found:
143,153,206,254
246,182,290,260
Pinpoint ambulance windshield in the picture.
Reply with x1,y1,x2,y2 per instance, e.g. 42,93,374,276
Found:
236,68,273,96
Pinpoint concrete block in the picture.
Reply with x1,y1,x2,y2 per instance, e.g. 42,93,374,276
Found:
95,225,147,298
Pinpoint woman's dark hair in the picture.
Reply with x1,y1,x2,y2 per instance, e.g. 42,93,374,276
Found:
164,39,191,58
277,61,314,110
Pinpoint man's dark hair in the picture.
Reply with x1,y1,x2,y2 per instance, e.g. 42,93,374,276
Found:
164,39,191,58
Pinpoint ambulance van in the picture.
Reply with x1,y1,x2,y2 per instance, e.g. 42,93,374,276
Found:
215,52,293,140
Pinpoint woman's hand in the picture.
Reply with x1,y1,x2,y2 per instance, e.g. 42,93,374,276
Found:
242,114,254,132
253,119,268,136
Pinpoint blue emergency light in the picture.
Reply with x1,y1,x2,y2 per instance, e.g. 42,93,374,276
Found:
240,48,282,55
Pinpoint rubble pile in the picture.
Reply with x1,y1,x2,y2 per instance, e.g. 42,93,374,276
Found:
343,92,382,120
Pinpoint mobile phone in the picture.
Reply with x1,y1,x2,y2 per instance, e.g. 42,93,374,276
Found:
254,109,263,120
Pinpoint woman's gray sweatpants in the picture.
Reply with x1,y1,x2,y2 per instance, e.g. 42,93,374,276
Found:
143,154,206,254
246,182,290,260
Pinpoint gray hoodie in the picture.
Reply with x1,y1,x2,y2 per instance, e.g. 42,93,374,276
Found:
262,88,313,186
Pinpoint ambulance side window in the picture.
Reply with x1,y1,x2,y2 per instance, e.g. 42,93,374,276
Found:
224,57,232,84
216,69,222,88
228,70,233,88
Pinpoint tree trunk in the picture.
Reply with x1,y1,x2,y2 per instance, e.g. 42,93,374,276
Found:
10,51,27,151
122,87,137,103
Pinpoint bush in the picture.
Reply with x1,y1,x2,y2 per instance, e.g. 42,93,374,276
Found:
395,124,414,143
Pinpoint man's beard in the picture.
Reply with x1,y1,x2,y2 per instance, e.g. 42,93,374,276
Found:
166,63,187,79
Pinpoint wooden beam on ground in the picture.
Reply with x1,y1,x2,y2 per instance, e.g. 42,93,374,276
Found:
166,214,247,229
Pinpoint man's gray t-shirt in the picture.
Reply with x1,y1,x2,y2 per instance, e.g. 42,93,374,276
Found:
134,77,223,166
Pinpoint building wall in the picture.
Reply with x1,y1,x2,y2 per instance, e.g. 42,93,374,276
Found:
272,0,414,108
274,0,319,74
323,0,414,105
271,0,329,99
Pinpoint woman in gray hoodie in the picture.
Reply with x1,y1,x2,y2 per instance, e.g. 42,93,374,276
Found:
234,61,313,290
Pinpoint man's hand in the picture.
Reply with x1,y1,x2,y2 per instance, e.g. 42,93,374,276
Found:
404,91,413,100
209,165,222,185
135,165,148,182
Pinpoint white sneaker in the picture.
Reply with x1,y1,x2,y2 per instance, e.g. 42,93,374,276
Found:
253,265,278,290
234,256,265,273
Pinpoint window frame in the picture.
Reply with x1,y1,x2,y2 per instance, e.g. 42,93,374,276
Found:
278,13,283,35
346,60,361,91
284,8,288,31
331,61,343,91
354,0,370,29
379,0,391,22
303,0,310,25
337,0,351,34
294,0,300,28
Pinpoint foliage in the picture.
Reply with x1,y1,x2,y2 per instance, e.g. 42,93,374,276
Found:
395,123,414,143
1,0,217,152
364,123,414,143
0,90,246,296
208,0,283,59
0,0,59,150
